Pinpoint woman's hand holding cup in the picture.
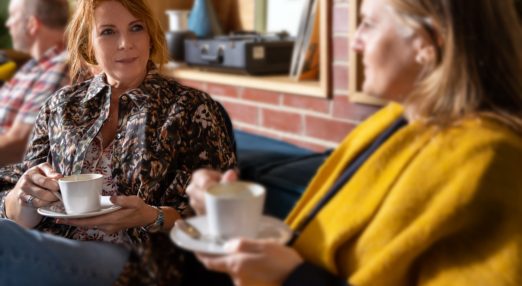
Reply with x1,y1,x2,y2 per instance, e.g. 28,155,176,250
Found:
187,168,304,285
186,168,238,215
5,162,62,227
13,162,63,208
187,169,266,240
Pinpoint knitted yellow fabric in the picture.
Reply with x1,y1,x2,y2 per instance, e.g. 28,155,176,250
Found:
286,103,522,286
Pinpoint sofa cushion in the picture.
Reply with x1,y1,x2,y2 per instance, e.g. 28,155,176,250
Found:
255,152,330,218
235,130,314,178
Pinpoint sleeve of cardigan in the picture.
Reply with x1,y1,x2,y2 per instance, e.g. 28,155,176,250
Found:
283,262,352,286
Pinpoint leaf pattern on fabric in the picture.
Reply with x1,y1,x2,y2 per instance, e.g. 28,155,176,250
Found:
0,64,237,285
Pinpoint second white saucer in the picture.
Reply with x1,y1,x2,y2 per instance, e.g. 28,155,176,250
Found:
170,215,293,255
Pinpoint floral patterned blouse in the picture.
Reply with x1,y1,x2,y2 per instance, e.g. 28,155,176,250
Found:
0,65,237,285
70,135,132,246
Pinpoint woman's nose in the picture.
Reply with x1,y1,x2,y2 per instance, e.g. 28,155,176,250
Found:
118,33,133,50
351,27,364,53
5,18,13,29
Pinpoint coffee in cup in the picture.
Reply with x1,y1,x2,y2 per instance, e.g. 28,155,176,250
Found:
58,173,104,214
205,181,266,240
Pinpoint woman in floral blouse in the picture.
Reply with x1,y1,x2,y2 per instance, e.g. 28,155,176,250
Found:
0,0,236,285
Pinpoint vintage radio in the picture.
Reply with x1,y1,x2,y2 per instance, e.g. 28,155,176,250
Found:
184,32,294,75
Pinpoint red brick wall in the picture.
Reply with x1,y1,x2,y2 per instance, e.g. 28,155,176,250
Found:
179,0,380,152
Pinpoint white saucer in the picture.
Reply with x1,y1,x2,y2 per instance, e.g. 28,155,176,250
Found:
170,215,293,255
37,196,122,219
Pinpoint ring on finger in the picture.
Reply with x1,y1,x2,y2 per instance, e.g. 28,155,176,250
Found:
26,195,35,208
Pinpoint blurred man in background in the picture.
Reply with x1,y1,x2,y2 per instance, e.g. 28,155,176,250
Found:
0,0,69,167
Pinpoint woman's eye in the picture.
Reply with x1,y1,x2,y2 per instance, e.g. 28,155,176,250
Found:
360,20,374,29
131,24,144,32
100,29,115,36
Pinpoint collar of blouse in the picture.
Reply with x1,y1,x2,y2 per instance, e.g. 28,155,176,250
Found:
81,61,159,108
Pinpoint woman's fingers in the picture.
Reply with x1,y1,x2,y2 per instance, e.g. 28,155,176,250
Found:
39,162,63,179
225,238,264,253
20,183,57,202
57,196,150,234
33,163,61,191
109,195,141,208
197,240,304,286
187,168,240,215
20,190,55,208
18,174,58,203
221,169,239,183
17,165,61,203
187,193,205,215
195,239,264,274
190,169,222,189
187,169,222,214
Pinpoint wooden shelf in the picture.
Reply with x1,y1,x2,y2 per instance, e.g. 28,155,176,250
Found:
165,65,325,97
154,0,331,99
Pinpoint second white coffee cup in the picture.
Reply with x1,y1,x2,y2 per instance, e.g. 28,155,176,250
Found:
58,173,104,214
205,181,266,240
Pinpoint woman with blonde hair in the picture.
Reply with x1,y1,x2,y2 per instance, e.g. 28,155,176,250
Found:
0,0,236,285
186,0,522,285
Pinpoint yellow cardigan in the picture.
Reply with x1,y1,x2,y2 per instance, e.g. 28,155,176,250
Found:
286,103,522,286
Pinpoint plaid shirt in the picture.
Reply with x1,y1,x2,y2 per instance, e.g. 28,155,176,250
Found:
0,46,68,133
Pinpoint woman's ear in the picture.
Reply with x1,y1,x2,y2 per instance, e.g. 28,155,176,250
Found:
26,15,41,36
415,45,436,65
414,17,443,65
412,32,437,65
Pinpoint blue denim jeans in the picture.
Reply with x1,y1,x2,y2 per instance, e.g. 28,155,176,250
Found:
0,219,130,286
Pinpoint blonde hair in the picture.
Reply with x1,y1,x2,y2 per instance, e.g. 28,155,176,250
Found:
66,0,168,82
389,0,522,134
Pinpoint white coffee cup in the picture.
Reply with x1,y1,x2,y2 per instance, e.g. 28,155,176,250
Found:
205,181,266,240
58,174,104,214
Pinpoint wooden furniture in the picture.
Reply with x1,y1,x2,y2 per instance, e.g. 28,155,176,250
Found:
154,0,331,99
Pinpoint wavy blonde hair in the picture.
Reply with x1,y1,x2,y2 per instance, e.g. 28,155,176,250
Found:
66,0,168,82
389,0,522,134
